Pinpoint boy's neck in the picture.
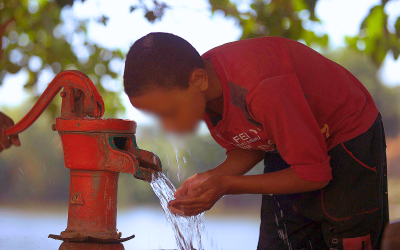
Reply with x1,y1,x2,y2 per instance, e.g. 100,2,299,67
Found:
204,59,224,115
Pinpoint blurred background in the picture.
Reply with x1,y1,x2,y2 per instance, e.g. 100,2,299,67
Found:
0,0,400,249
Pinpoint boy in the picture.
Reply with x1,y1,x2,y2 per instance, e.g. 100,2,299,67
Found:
124,32,388,250
0,32,388,249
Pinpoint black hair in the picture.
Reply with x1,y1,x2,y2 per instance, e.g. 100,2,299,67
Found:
123,32,205,97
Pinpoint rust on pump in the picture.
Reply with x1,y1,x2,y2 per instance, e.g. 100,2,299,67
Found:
4,70,162,250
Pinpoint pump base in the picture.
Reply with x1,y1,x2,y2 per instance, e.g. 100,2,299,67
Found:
59,242,125,250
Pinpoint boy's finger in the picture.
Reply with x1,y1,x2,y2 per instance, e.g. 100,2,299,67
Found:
0,129,11,150
168,205,185,216
169,196,205,207
174,185,188,198
10,135,21,147
171,204,208,216
185,182,210,198
168,202,200,214
175,180,193,198
3,116,15,127
190,184,207,196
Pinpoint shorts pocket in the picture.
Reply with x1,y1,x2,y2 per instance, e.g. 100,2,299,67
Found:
321,140,380,221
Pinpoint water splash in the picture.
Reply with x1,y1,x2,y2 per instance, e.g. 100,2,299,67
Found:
182,157,187,164
150,172,204,250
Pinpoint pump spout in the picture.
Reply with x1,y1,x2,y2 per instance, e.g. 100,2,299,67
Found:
106,134,162,182
135,148,162,177
131,148,162,182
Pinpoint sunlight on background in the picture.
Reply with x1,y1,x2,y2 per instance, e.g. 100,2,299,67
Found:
1,0,400,249
1,0,399,124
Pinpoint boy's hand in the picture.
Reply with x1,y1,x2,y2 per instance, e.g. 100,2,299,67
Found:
168,175,228,216
174,172,212,199
0,112,20,153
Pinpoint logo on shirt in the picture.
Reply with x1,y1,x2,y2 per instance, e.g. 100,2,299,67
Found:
228,128,276,151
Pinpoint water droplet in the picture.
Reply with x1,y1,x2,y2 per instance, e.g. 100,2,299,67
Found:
174,145,180,181
182,157,186,164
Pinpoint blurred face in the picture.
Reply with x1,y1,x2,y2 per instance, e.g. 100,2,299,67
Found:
130,69,208,133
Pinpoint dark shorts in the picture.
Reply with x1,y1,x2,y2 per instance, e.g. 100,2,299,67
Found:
257,114,389,250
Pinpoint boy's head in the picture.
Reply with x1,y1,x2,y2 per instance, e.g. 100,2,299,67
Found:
124,32,209,133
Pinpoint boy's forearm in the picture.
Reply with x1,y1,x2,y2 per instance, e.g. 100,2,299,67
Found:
207,148,265,176
224,167,329,195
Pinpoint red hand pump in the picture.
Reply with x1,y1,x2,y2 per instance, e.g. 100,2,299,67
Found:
5,70,162,250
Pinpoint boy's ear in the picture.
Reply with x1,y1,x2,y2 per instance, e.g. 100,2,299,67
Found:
189,68,208,92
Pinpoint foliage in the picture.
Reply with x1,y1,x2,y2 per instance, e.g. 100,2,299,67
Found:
207,0,400,66
325,48,400,137
1,0,399,120
346,4,400,66
0,0,124,117
130,0,169,23
209,0,328,47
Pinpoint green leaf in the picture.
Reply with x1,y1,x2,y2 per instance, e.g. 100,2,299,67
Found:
361,5,384,39
304,0,319,20
55,0,74,8
395,16,400,38
291,0,307,12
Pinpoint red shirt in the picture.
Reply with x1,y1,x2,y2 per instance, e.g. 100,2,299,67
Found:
202,37,378,183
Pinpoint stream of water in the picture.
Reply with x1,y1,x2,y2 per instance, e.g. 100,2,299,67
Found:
150,171,205,250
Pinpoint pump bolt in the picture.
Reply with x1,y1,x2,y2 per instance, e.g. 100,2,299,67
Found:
52,124,56,131
60,91,66,98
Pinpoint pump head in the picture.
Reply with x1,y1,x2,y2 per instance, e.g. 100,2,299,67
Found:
5,70,161,181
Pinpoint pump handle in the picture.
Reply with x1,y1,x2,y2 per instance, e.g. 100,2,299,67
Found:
5,70,104,136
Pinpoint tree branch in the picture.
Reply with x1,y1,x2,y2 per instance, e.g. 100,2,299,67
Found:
0,18,15,62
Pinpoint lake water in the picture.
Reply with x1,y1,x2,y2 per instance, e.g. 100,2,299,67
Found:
0,206,260,250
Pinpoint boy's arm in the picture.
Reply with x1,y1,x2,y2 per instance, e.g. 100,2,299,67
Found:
174,148,265,199
169,168,329,216
225,168,329,195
